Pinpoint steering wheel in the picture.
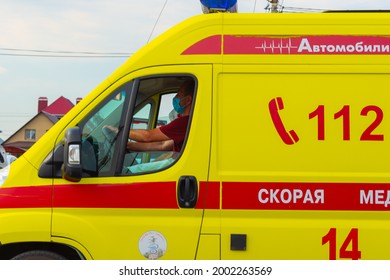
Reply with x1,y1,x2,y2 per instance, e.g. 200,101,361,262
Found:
102,126,118,143
96,126,120,171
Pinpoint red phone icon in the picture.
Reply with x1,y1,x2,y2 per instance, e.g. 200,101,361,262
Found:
268,97,299,145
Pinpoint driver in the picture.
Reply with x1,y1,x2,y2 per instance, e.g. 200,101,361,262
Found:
127,79,195,153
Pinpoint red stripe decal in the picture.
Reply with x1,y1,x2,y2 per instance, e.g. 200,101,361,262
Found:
197,181,220,209
182,35,390,55
223,182,390,211
224,35,390,55
54,182,179,209
181,35,222,55
205,181,220,209
6,181,390,211
0,182,220,210
0,186,52,208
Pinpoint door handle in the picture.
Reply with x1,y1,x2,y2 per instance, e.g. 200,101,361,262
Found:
177,176,198,208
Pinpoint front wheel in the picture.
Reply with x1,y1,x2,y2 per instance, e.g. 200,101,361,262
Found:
11,250,66,260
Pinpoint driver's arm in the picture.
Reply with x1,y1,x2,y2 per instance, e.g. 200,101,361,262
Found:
127,140,174,152
129,128,170,142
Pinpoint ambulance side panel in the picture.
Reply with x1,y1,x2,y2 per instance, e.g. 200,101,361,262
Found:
207,13,390,260
212,65,390,259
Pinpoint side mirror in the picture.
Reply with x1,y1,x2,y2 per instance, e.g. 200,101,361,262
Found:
63,127,82,182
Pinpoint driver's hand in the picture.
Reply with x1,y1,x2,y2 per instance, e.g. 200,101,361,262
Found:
103,125,118,134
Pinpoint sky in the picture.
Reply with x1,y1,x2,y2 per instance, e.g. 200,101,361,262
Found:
1,0,390,141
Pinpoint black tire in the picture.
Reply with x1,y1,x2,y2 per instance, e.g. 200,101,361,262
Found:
11,250,66,260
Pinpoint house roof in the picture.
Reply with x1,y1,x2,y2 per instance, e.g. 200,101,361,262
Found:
2,141,34,151
42,111,61,123
3,111,59,146
3,96,75,151
43,96,74,115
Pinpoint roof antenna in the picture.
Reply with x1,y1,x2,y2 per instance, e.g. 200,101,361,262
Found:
266,0,279,13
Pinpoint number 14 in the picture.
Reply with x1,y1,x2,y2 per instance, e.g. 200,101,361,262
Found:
322,228,362,260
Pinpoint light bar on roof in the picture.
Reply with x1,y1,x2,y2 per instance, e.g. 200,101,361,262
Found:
200,0,237,13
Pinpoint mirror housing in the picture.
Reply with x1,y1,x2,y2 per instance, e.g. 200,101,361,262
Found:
63,127,82,182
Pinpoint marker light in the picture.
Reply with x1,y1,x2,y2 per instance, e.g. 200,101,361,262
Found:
200,0,237,13
68,144,80,165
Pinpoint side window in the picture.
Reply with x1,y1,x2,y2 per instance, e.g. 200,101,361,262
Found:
157,93,176,127
123,76,196,175
131,104,152,130
79,86,130,177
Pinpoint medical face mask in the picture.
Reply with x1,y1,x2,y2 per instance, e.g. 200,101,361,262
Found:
172,97,185,114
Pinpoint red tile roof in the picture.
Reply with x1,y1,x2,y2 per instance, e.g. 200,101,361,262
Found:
43,96,74,115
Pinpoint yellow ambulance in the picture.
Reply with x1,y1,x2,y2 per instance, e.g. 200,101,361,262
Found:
1,6,390,260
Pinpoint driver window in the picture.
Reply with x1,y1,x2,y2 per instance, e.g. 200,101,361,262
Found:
123,76,196,175
80,86,130,177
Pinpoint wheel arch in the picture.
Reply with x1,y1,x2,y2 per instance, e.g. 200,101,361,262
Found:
0,241,85,260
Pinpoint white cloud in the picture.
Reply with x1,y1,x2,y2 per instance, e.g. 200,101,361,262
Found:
0,0,202,53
